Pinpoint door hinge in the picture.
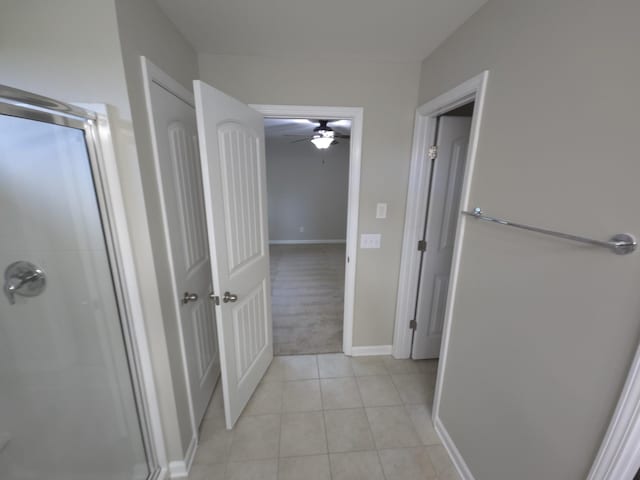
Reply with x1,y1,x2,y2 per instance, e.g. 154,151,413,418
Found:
409,319,417,330
428,145,438,160
417,240,427,252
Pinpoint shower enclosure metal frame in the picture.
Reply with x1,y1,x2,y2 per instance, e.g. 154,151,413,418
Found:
0,85,166,479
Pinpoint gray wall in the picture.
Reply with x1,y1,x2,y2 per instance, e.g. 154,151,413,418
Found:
266,137,349,242
199,53,421,347
1,0,199,464
113,0,201,460
418,0,640,478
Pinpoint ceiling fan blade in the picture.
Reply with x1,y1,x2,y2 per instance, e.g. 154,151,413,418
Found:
335,134,351,139
290,138,311,143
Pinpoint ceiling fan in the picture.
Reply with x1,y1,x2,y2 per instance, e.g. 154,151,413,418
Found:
287,120,351,149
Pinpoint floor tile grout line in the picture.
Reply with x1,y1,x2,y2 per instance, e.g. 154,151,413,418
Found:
200,355,445,479
375,446,390,480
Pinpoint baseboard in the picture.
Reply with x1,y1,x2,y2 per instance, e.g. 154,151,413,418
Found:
153,467,169,480
350,345,393,356
269,239,346,245
434,415,475,480
168,435,197,479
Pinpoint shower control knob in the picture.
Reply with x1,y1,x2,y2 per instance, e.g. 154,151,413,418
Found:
4,261,46,305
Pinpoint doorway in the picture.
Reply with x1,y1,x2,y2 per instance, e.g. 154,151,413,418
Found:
252,105,363,357
264,117,351,355
392,72,488,477
411,102,474,360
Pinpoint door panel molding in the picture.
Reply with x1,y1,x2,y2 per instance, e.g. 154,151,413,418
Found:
169,122,209,271
232,281,268,384
439,140,465,250
218,122,264,272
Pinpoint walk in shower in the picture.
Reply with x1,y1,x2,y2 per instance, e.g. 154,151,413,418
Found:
0,87,154,479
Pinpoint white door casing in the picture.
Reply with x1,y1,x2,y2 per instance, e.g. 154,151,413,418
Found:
249,104,363,356
143,63,220,430
194,80,273,429
412,116,472,359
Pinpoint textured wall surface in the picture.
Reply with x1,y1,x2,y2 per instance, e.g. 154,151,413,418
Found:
266,137,349,242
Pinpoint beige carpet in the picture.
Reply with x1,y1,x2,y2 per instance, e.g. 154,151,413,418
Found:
270,244,345,355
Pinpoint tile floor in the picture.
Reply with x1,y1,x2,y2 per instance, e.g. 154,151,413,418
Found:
189,354,460,480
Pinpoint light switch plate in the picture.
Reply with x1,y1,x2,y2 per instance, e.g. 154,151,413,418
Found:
376,203,387,219
360,234,381,249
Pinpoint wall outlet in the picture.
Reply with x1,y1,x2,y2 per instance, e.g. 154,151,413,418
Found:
360,233,382,249
376,203,388,219
299,226,305,233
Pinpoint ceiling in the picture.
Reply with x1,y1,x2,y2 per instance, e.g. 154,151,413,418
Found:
264,118,351,141
155,0,487,62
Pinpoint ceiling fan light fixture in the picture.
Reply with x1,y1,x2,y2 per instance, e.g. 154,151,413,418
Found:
311,135,334,149
311,128,335,149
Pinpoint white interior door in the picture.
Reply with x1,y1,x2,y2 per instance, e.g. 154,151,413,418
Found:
147,78,220,426
194,80,273,429
412,116,472,359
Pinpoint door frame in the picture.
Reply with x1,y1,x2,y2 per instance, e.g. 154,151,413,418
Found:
390,72,487,479
86,103,169,479
411,115,474,360
249,104,363,356
587,342,640,479
393,71,489,361
140,57,201,463
392,70,489,480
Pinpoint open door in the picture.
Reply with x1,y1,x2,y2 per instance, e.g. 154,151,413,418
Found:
412,116,471,359
194,80,273,429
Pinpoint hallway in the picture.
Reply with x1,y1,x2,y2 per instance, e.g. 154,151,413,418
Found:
189,354,459,480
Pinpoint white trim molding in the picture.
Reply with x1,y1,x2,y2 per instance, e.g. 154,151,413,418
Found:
434,416,476,480
587,342,640,480
350,345,393,357
82,103,169,478
269,239,346,245
169,434,198,479
250,104,363,356
393,71,489,360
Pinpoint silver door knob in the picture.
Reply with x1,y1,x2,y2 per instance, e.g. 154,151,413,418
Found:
222,291,238,303
181,292,199,304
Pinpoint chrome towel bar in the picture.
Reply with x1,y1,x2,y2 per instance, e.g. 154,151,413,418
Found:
462,207,637,255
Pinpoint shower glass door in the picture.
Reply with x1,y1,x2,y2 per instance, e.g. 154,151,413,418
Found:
0,99,150,479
